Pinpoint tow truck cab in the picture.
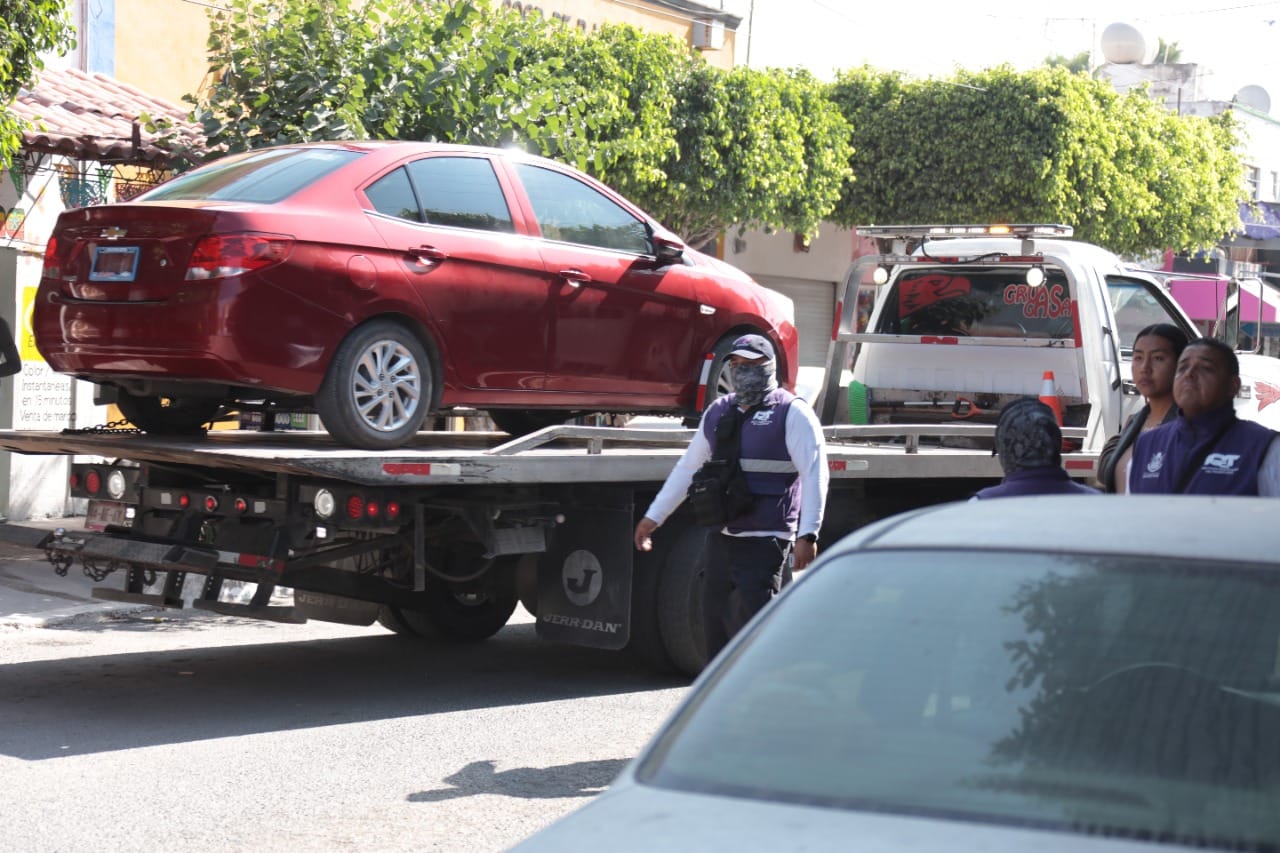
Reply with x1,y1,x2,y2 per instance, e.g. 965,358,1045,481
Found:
818,224,1239,451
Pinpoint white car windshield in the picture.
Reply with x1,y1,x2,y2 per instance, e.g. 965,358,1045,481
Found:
639,550,1280,849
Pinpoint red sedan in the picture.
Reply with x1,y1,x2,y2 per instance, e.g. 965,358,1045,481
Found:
35,142,797,449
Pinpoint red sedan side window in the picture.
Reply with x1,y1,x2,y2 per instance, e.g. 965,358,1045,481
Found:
406,157,515,233
514,164,650,254
365,167,423,222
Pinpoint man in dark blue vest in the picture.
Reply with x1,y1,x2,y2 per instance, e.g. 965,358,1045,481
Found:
973,397,1100,499
1128,338,1280,495
633,333,828,663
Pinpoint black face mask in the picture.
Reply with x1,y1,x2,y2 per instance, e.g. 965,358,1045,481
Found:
730,362,776,407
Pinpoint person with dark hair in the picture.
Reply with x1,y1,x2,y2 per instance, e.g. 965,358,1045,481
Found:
973,397,1100,499
1097,324,1190,493
1128,338,1280,495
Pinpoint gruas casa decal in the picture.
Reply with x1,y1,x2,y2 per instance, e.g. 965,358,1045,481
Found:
1003,282,1071,319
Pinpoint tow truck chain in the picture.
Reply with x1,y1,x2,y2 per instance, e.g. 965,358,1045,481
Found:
47,548,74,577
79,559,152,584
82,558,120,582
61,418,141,436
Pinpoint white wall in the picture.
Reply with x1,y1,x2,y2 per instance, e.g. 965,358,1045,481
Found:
1,159,109,519
726,222,854,282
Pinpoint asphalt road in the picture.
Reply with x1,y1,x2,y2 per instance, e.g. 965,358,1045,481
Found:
0,605,690,851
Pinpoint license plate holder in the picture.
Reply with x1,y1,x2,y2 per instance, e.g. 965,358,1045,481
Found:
86,499,130,531
89,245,140,282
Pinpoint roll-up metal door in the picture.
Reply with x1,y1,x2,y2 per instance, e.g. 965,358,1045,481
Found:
755,276,836,368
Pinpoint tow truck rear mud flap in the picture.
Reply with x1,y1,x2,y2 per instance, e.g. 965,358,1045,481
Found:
535,492,632,650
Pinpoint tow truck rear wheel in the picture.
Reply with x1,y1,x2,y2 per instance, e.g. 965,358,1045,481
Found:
116,392,223,435
377,558,520,642
421,582,518,641
376,605,437,638
657,524,710,677
625,528,676,673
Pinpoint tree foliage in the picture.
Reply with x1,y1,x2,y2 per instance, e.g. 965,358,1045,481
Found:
190,0,849,245
1155,38,1182,64
0,0,76,169
662,65,852,247
1044,51,1091,75
828,65,1243,255
191,2,1241,257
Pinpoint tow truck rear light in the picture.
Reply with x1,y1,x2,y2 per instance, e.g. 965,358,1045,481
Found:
83,469,102,496
314,489,336,519
234,497,249,514
345,494,365,519
204,495,219,512
178,493,190,509
365,501,380,518
186,233,293,281
385,500,401,520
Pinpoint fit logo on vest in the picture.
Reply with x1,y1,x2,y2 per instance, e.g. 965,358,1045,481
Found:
1203,453,1243,475
750,409,776,427
1145,452,1165,475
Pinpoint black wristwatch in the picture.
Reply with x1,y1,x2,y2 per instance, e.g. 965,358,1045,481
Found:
798,533,817,544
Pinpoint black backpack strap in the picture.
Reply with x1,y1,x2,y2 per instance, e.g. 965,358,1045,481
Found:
712,403,761,463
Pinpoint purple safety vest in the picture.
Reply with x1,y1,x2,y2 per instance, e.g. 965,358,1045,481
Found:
973,467,1100,499
701,388,800,533
1129,403,1278,495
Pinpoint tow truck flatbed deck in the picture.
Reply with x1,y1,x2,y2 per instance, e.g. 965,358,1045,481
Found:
0,423,1093,486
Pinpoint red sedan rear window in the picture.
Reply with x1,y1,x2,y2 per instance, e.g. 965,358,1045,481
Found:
141,148,361,204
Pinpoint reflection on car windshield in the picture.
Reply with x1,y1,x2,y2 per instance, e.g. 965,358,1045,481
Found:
640,551,1280,849
878,269,1075,339
142,148,362,204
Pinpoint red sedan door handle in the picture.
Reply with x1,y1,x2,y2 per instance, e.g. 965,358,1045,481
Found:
558,268,590,288
408,245,448,264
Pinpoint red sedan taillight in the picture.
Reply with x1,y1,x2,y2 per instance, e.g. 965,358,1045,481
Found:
41,236,63,279
185,233,293,280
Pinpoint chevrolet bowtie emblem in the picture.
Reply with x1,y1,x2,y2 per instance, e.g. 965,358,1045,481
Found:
100,226,127,239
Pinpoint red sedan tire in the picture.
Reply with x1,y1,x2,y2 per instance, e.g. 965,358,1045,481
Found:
316,320,433,450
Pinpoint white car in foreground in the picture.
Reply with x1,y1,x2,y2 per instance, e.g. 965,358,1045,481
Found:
517,495,1280,851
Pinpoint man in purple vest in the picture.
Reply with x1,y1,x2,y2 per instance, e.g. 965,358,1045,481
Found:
1128,338,1280,495
633,333,828,663
973,397,1100,499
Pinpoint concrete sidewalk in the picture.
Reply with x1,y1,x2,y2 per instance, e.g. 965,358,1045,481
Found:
0,516,156,628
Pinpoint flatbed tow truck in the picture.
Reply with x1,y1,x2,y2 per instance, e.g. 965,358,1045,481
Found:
0,420,1089,675
0,222,1125,675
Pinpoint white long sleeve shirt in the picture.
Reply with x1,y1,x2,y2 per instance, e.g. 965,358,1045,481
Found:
643,397,829,539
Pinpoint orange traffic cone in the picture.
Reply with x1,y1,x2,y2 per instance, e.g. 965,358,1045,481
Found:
1038,370,1064,426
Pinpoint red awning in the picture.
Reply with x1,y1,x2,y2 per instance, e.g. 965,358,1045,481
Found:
11,67,205,167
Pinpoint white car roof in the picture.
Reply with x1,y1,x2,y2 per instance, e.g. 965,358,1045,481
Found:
828,495,1278,566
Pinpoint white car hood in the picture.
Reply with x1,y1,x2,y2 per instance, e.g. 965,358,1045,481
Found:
514,775,1169,852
